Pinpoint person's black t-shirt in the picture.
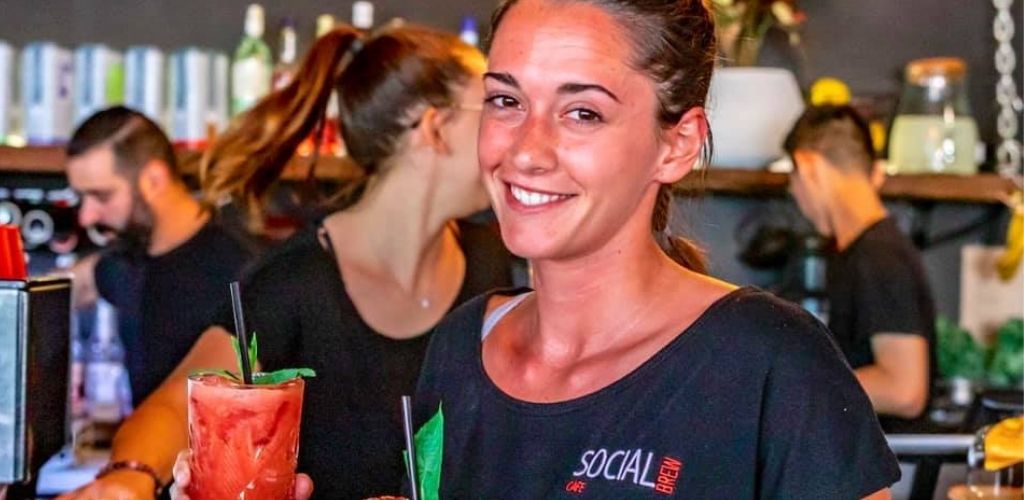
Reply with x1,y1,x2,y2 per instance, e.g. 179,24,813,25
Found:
414,287,901,499
211,220,513,499
827,217,937,432
94,220,257,406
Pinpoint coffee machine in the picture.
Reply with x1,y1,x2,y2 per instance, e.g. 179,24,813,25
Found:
0,276,71,492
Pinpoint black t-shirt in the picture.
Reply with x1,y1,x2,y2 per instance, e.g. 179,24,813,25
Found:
826,217,937,432
414,287,901,499
211,221,513,499
95,220,257,405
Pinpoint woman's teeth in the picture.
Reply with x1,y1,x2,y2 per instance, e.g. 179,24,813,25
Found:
510,185,571,207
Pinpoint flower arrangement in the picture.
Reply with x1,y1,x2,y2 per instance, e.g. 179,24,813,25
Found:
711,0,806,66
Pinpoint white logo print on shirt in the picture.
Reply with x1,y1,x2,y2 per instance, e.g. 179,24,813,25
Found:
566,448,682,495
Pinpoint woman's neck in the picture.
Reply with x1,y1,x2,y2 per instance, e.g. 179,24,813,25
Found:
528,223,690,351
324,164,464,292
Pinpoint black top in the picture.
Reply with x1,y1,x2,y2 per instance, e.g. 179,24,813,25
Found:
415,287,901,499
827,217,937,432
95,220,257,405
212,221,513,499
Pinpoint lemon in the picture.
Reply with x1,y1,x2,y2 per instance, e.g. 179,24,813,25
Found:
810,77,852,106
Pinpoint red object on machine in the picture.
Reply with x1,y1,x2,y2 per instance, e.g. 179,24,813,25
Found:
0,225,28,280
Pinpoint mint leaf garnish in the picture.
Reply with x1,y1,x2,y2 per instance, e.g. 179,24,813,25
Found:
209,333,313,385
253,368,317,385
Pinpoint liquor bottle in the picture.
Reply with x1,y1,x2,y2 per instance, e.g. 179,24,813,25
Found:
459,16,479,47
794,234,830,324
272,17,299,90
352,1,375,31
231,4,272,116
297,14,344,158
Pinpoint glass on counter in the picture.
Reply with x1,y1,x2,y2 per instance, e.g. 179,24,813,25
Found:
888,57,980,175
962,417,1024,499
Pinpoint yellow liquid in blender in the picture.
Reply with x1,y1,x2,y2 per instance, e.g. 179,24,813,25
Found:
888,115,979,174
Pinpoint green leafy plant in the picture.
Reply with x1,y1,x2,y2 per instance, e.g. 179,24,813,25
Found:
936,316,987,380
987,318,1024,387
192,333,316,385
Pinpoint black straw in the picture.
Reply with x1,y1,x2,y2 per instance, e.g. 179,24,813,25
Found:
401,395,420,500
229,281,253,385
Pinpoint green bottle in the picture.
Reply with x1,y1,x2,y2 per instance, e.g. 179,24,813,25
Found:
231,4,272,116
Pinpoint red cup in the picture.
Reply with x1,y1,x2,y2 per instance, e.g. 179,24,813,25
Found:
0,226,27,280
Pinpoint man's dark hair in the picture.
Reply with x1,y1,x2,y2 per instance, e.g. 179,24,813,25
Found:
67,106,180,180
783,105,876,174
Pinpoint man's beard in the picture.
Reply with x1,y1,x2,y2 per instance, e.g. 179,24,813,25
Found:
95,194,154,253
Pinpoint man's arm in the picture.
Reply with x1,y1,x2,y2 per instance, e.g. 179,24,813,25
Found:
854,333,929,419
67,253,100,309
57,326,240,499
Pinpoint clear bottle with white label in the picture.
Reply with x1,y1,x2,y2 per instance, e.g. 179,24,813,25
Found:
231,4,272,116
84,299,130,425
272,17,299,90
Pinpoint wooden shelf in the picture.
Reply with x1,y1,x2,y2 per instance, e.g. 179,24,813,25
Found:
674,168,1018,204
0,145,363,182
1,146,1016,204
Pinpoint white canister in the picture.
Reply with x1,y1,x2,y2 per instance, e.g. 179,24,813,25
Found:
21,42,75,145
167,48,210,148
0,42,13,144
73,44,123,125
124,46,165,126
707,67,805,169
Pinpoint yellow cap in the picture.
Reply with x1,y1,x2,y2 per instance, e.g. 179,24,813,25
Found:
809,77,851,106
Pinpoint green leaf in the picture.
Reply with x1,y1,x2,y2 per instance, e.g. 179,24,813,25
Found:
230,333,260,377
252,368,317,385
249,332,259,370
415,404,444,500
190,369,239,381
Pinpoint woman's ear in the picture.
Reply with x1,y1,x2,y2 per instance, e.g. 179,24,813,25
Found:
654,107,708,184
412,107,451,156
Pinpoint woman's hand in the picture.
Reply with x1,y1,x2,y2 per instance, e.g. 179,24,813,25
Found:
55,470,157,500
168,451,314,500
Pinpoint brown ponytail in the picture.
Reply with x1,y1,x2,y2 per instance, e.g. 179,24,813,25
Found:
200,27,361,230
652,184,708,273
200,24,479,232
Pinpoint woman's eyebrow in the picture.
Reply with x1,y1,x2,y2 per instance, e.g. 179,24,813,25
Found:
485,72,620,103
557,82,620,102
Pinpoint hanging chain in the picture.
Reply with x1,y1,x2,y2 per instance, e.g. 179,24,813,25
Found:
993,0,1023,177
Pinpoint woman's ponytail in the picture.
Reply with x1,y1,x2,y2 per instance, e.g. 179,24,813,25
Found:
652,184,708,274
200,27,362,231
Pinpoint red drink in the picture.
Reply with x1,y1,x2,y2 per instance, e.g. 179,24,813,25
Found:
187,374,304,500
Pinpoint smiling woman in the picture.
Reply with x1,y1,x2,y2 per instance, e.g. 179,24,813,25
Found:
410,0,902,498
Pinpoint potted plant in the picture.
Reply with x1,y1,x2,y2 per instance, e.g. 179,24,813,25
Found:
712,0,805,66
706,0,807,169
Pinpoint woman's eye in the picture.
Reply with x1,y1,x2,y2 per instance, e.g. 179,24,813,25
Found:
485,95,521,109
566,108,602,124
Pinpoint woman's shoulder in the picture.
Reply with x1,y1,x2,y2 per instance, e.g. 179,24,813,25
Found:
242,228,329,286
697,287,843,365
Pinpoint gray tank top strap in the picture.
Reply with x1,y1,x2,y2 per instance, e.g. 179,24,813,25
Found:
481,292,531,341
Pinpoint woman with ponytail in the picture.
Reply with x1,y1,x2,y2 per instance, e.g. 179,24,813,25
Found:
405,0,899,498
63,23,512,500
